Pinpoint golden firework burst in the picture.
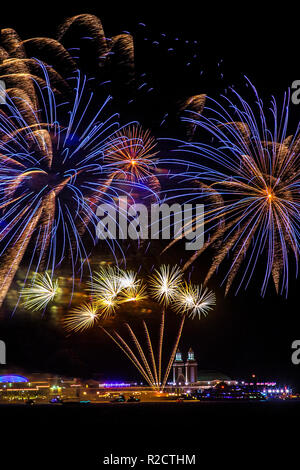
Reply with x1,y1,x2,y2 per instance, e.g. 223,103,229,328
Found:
148,264,183,305
63,302,99,333
172,282,216,319
21,273,58,311
105,125,158,181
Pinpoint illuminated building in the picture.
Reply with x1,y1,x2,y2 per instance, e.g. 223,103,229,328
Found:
172,348,198,385
0,372,292,402
195,381,292,400
172,350,186,386
0,375,28,383
185,348,198,384
0,373,80,402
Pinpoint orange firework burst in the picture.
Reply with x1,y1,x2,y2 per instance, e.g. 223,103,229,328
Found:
105,125,158,181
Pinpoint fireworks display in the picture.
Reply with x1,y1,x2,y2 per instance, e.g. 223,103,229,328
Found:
0,61,159,308
166,84,300,296
63,264,215,389
21,273,58,311
0,10,298,403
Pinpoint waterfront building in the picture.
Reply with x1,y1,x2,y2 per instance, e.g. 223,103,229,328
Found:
172,350,186,386
185,348,198,384
172,348,198,385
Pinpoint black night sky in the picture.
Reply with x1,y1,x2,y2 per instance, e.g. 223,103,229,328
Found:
0,3,299,390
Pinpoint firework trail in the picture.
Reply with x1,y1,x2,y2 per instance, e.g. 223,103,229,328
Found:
148,264,183,384
100,326,155,388
143,320,159,387
163,82,300,296
0,62,158,309
161,280,215,389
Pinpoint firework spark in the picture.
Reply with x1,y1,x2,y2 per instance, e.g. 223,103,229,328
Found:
63,302,99,333
21,273,58,311
0,14,199,139
88,267,122,318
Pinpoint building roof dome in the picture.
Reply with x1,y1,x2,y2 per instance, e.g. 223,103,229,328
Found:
197,370,232,381
0,375,28,383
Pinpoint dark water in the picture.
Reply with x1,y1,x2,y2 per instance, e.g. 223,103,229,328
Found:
1,402,298,465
